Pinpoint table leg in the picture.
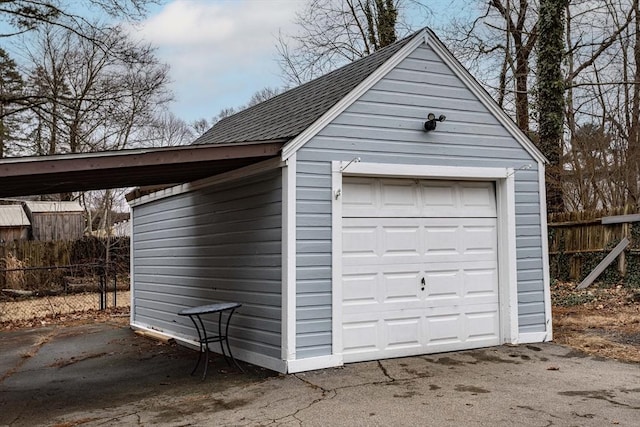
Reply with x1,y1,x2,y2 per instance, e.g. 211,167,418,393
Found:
195,314,210,380
223,308,244,373
187,315,204,377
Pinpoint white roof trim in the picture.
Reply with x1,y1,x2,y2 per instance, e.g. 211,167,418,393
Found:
424,29,547,165
281,28,547,166
281,29,428,161
23,201,84,213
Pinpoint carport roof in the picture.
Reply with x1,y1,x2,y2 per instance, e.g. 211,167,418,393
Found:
0,141,284,198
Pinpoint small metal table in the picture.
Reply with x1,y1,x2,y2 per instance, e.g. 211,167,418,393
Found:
178,302,243,380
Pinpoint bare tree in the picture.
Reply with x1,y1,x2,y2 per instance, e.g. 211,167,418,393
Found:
200,86,286,130
441,0,640,212
561,0,640,209
142,111,194,147
441,0,538,133
246,86,284,107
190,118,210,138
18,23,171,157
276,0,426,85
0,0,156,38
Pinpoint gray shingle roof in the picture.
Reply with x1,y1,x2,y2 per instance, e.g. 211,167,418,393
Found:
193,31,419,145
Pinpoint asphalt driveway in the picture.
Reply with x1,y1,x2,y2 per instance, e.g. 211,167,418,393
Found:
1,320,639,426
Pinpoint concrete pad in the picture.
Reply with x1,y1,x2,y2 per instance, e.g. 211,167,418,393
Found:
1,322,639,426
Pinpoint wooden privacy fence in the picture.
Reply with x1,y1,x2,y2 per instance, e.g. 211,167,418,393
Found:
548,207,640,286
0,236,130,290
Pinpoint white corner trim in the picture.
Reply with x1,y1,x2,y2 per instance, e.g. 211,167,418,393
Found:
538,161,553,340
128,157,284,207
331,161,344,358
282,153,297,362
129,216,135,325
287,355,343,373
517,331,552,344
425,29,547,165
281,30,428,161
497,169,519,343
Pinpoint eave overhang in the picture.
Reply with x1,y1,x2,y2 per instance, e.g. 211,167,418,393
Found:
0,141,285,198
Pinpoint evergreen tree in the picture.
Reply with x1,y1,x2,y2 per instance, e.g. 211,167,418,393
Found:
0,48,24,157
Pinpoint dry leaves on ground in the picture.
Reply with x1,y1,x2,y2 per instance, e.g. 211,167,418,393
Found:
552,281,640,363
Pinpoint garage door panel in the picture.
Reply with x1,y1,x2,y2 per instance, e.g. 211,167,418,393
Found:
420,181,496,218
343,310,424,356
423,269,461,299
420,182,458,217
344,218,497,265
342,273,378,305
379,179,420,212
424,219,497,263
423,313,464,345
343,225,378,260
466,309,500,341
381,225,421,260
343,265,423,311
341,176,500,362
342,320,379,354
385,317,422,350
423,226,458,255
463,267,499,296
459,183,497,216
342,178,378,213
424,305,500,344
424,261,498,300
462,224,498,255
383,271,422,303
344,179,496,218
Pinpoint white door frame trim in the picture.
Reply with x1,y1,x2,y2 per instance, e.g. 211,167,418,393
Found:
331,161,519,365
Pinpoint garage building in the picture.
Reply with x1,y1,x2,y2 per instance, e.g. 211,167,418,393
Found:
127,28,551,373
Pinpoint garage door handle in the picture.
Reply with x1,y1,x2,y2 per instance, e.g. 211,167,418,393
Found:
421,277,426,291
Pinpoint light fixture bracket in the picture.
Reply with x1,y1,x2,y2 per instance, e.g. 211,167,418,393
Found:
423,113,446,132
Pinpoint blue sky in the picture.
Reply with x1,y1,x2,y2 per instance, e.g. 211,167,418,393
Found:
133,0,461,124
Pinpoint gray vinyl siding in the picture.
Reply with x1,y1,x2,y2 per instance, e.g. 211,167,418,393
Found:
295,43,547,359
132,170,282,359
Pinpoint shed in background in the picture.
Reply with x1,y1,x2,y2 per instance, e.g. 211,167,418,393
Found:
22,201,85,241
0,205,30,242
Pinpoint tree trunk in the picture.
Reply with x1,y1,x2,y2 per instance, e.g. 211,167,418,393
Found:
629,0,640,207
515,47,530,133
537,0,566,213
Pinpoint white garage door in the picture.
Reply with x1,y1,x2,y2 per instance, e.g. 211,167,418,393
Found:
341,177,500,363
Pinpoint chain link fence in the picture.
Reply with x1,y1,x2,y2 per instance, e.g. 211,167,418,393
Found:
0,237,130,326
0,265,129,324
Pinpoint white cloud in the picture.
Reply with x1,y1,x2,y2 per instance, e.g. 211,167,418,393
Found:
133,0,300,122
